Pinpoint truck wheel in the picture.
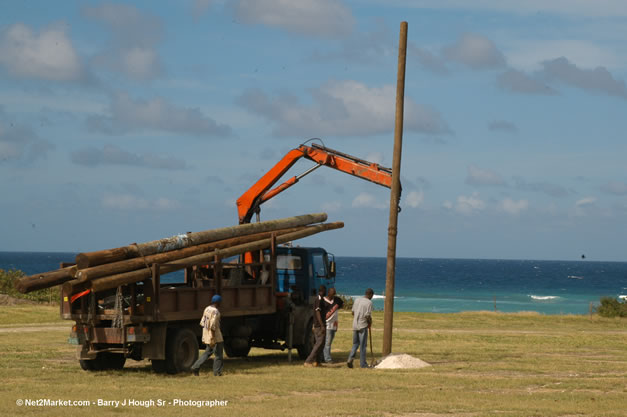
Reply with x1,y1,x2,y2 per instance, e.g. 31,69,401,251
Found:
224,337,251,358
101,352,126,370
79,352,125,371
165,328,199,374
296,319,313,360
151,359,167,373
79,359,95,371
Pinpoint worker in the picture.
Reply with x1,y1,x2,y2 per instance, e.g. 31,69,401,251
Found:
347,288,374,369
304,285,327,367
322,287,344,363
192,294,224,376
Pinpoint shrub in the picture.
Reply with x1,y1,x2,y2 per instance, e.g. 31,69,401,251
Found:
0,269,59,304
338,294,353,311
595,296,627,318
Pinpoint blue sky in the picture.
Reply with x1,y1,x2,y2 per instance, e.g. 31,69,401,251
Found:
1,0,627,261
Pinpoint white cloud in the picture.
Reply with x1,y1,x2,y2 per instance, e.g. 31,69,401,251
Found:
0,113,54,163
237,80,451,137
102,194,181,211
442,200,453,210
313,21,392,63
382,1,627,18
71,144,187,170
574,196,597,216
87,92,232,137
575,197,597,207
466,165,506,186
365,152,385,165
513,177,570,198
498,69,557,95
82,3,164,80
601,181,627,195
405,190,424,208
505,40,624,72
455,192,486,215
498,198,529,215
120,47,160,80
352,192,387,209
0,23,84,81
442,33,506,70
232,0,354,38
408,42,449,75
541,57,627,99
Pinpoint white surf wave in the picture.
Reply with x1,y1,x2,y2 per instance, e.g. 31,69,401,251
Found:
568,275,584,280
348,294,401,300
529,295,560,301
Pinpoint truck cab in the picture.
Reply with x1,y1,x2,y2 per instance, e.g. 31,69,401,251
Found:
221,246,336,360
274,246,336,302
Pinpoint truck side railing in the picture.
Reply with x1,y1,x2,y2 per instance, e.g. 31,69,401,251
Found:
61,235,280,324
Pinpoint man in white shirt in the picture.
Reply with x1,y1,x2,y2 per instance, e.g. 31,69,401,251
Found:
347,288,373,369
192,294,224,376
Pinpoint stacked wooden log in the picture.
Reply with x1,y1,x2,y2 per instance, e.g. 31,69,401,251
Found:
14,213,342,295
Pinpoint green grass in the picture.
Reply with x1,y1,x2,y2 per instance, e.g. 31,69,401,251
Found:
1,308,626,417
0,304,64,326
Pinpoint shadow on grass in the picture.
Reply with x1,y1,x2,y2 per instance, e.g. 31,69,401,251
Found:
117,349,360,376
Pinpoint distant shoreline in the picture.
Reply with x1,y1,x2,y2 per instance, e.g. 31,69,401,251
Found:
1,250,626,264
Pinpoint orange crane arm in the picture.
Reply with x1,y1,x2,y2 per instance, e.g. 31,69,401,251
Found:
236,143,393,224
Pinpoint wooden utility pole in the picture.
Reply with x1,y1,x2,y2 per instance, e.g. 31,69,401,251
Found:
382,21,408,357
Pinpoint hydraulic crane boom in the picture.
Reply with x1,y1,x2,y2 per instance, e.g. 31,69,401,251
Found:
237,142,394,224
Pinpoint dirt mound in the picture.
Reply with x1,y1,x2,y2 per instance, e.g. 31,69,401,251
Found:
375,353,431,369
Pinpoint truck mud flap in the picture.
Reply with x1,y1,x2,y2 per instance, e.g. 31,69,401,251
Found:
142,323,167,360
76,344,97,360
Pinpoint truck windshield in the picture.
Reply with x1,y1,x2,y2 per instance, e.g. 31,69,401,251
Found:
276,255,302,270
312,253,327,277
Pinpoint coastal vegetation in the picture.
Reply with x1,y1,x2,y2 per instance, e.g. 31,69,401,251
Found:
338,293,354,310
0,269,58,304
595,296,627,317
0,306,625,416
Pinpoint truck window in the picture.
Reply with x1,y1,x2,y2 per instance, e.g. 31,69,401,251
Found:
276,254,302,270
312,253,327,277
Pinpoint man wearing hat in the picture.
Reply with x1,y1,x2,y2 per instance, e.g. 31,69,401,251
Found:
192,294,224,376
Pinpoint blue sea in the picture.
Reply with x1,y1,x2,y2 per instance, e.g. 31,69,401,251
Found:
2,252,627,315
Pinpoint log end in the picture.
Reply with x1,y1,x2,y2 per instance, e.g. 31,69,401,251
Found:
75,253,90,270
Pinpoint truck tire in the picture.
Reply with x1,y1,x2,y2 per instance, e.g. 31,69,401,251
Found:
79,352,126,371
151,359,167,373
79,359,95,371
224,337,251,358
296,319,314,360
164,328,199,374
101,352,126,370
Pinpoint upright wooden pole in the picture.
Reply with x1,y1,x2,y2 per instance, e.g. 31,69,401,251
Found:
382,21,408,357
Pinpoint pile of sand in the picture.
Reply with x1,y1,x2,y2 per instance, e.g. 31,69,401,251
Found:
375,353,431,369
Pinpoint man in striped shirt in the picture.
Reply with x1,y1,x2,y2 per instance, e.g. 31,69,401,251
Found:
323,287,344,363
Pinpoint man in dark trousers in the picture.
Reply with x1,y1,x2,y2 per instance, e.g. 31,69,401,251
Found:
304,285,327,367
347,288,373,369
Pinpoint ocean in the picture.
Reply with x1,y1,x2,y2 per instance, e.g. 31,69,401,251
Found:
2,252,626,315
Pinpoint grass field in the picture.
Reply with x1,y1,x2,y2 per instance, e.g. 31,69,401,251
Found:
0,305,625,417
